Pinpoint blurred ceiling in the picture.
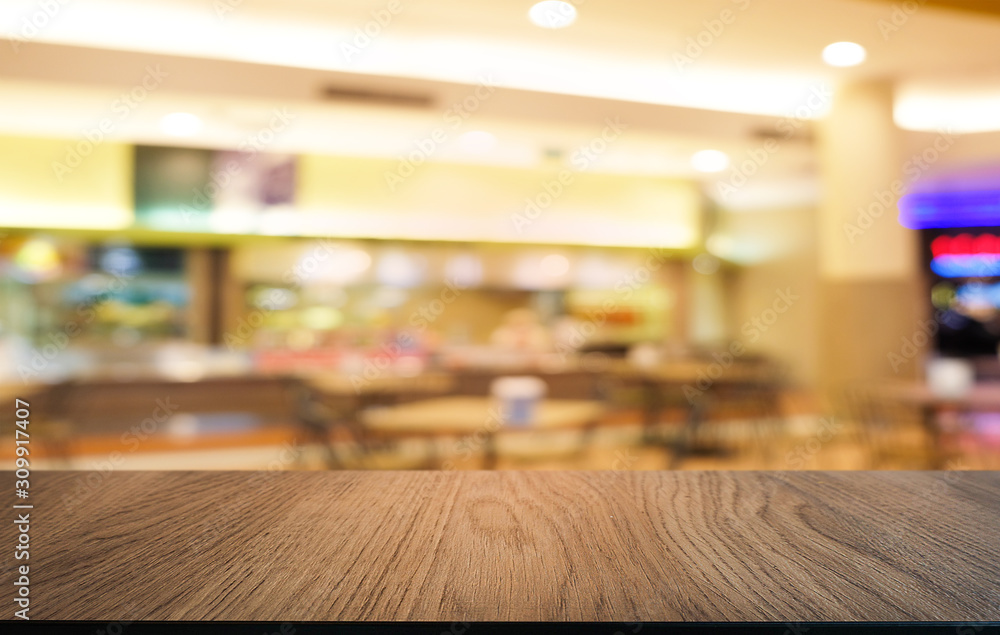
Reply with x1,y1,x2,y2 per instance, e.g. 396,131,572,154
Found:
0,0,998,212
2,0,999,113
860,0,1000,18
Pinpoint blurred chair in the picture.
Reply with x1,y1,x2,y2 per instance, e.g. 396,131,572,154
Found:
284,377,369,469
304,371,457,468
840,383,935,469
669,360,787,468
32,381,77,467
953,412,1000,469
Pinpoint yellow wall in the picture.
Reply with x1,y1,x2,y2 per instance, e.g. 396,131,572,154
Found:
719,206,821,388
297,156,701,248
0,137,702,250
0,135,133,229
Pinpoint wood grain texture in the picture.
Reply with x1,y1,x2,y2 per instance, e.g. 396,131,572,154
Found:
4,471,999,622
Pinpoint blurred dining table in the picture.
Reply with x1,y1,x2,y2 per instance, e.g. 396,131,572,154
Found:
877,380,1000,467
362,396,606,468
0,381,45,405
305,371,455,399
608,359,784,466
878,380,1000,410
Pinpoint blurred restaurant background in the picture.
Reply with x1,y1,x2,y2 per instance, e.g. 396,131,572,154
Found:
2,0,1000,471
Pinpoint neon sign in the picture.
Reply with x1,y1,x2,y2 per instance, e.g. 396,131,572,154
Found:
899,189,1000,229
956,281,1000,309
931,233,1000,278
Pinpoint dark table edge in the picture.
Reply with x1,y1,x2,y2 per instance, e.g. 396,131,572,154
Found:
2,621,998,634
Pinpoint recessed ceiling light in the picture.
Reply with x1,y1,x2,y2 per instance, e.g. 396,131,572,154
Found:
691,150,730,173
822,42,866,67
159,112,203,137
529,1,577,29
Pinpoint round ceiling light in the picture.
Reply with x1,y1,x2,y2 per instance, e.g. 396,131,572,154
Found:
529,1,577,29
822,42,867,67
691,150,730,173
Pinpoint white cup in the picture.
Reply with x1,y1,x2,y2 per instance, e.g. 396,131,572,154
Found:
927,358,975,398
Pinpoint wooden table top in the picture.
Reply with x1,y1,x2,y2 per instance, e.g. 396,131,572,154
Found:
361,396,605,436
0,381,45,403
12,470,999,622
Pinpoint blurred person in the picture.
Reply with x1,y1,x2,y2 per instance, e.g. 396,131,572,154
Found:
552,314,586,355
490,308,552,353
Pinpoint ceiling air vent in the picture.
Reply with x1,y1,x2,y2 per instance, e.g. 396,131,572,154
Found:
318,86,436,108
751,125,814,144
